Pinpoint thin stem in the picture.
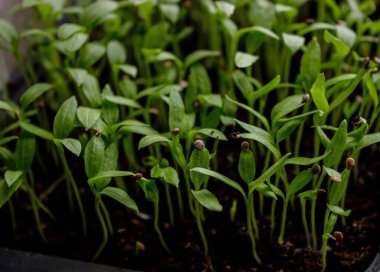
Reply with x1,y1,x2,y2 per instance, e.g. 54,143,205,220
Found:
92,197,109,262
301,199,311,247
321,236,328,272
8,199,17,233
100,199,114,237
311,169,326,248
164,182,175,226
58,147,87,235
244,199,262,264
24,176,47,242
248,193,259,239
154,200,170,253
278,199,289,244
195,199,208,255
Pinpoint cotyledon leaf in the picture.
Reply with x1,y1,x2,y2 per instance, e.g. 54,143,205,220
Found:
99,186,139,212
53,96,78,139
191,189,223,212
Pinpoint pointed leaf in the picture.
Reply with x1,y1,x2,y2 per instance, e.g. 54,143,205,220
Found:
53,96,78,139
192,189,223,212
235,51,259,68
310,73,329,114
19,121,54,141
138,135,170,150
20,83,53,109
5,170,23,187
77,106,101,131
100,186,138,212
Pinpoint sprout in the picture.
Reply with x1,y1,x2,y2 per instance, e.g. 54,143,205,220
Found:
194,139,205,150
311,165,321,175
346,158,355,170
172,127,180,135
134,173,143,181
241,141,250,151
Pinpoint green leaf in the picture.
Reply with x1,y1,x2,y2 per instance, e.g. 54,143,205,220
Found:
236,120,280,160
169,89,185,131
20,83,53,109
256,183,277,199
53,96,78,139
159,3,180,23
0,100,16,113
249,75,281,102
336,25,356,48
0,178,23,208
0,18,18,43
107,40,126,65
138,135,170,150
184,50,220,69
286,169,314,200
68,68,88,87
238,148,256,184
103,95,141,108
77,106,101,131
301,38,321,90
216,1,235,17
194,128,227,141
138,178,159,203
5,170,23,187
88,170,134,184
84,136,104,178
249,153,291,194
100,186,138,212
225,96,269,130
235,26,279,42
234,51,259,68
81,74,102,107
57,33,88,54
310,73,329,114
271,94,305,123
198,94,223,108
324,167,341,179
190,167,246,198
118,64,138,78
276,119,303,143
285,152,328,165
57,23,84,40
15,131,36,171
19,121,54,141
366,75,379,108
329,68,367,112
81,0,119,27
233,70,253,100
78,42,106,68
56,138,81,156
323,120,347,167
324,30,350,58
357,132,380,151
298,189,318,201
327,204,351,217
282,33,305,55
192,189,223,212
189,146,210,189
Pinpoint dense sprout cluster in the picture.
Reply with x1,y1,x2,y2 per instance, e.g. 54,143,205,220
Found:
1,1,380,271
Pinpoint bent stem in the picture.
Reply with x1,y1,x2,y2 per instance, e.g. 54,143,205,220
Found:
100,199,113,237
195,199,208,255
92,197,109,262
154,200,170,253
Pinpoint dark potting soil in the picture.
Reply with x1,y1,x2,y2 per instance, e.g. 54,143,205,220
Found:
0,139,379,272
